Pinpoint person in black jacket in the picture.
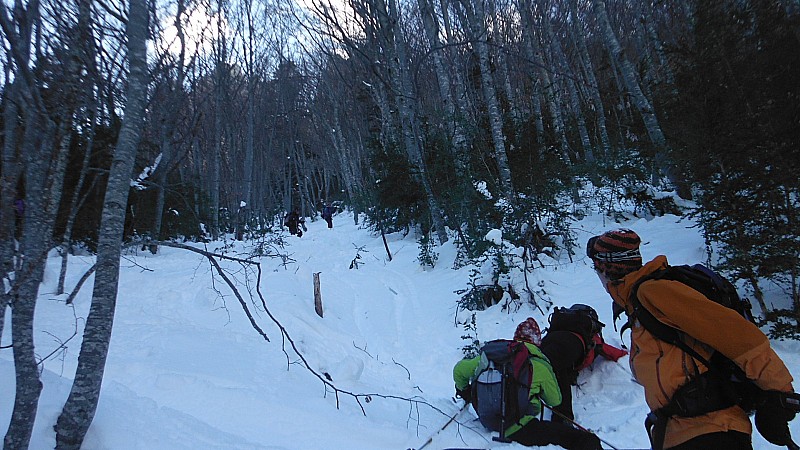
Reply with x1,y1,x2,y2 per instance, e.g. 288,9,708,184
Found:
539,307,627,424
321,202,334,228
285,209,301,236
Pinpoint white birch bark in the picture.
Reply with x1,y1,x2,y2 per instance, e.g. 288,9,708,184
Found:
455,0,514,200
639,1,674,88
570,0,610,158
486,1,516,119
416,0,469,173
550,37,593,162
518,0,571,163
592,0,670,186
368,0,449,243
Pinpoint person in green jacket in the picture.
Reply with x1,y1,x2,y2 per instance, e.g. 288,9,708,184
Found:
453,317,602,450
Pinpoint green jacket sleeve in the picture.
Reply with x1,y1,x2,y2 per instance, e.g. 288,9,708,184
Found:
453,356,480,390
532,356,562,408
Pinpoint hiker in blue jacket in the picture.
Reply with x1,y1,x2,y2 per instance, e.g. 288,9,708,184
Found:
453,318,602,450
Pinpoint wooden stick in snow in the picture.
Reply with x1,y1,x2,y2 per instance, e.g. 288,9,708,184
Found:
313,272,323,318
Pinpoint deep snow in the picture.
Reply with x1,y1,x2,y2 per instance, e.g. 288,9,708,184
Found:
2,207,799,450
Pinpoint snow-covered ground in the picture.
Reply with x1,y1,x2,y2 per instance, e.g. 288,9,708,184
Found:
2,208,799,449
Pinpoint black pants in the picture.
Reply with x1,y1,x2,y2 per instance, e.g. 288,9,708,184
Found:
324,217,333,228
512,418,601,450
551,369,577,423
539,330,584,423
668,431,751,450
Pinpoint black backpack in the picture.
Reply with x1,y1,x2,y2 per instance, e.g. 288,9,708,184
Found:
547,304,604,352
628,264,761,413
471,339,537,442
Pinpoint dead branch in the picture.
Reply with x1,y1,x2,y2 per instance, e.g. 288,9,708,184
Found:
66,264,96,305
144,240,270,342
66,239,463,426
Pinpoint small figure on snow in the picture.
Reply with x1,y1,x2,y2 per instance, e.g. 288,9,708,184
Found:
321,202,334,229
285,208,302,237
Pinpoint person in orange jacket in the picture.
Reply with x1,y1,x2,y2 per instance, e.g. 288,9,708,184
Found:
587,228,796,450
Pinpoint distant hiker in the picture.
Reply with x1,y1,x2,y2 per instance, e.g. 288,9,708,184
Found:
285,209,302,237
587,228,797,450
453,317,602,450
539,304,627,424
322,202,334,228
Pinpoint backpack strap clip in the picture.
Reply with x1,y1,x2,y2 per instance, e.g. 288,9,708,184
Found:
645,410,669,450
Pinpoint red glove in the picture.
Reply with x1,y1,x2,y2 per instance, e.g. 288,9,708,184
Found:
597,337,628,362
591,334,628,361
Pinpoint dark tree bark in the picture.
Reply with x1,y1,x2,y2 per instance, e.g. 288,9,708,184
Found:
0,0,73,446
0,78,22,347
55,0,149,446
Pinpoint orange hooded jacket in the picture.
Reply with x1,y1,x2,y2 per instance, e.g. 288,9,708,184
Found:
607,255,794,448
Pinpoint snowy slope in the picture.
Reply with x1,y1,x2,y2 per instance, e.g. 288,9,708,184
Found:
2,209,799,450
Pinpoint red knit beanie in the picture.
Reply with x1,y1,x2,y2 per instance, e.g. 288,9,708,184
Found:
514,317,541,345
587,229,643,280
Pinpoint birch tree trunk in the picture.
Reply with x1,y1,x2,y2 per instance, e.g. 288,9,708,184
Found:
592,0,689,197
54,0,149,447
550,37,594,163
3,54,74,450
455,0,514,200
210,0,226,240
393,0,448,244
639,1,674,88
3,106,59,450
0,0,32,352
57,105,97,295
149,139,170,250
529,80,546,149
417,0,477,227
369,0,448,244
519,0,571,163
323,104,357,202
570,0,610,159
440,0,478,176
5,107,54,450
541,12,575,162
486,1,516,119
416,0,469,174
149,0,188,251
239,0,256,238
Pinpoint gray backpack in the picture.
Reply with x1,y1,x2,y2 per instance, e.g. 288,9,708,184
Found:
472,339,536,442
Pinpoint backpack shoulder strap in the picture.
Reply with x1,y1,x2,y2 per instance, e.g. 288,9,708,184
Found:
629,270,715,369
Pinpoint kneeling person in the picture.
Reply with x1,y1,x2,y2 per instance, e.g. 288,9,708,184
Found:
453,318,602,450
540,304,628,423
